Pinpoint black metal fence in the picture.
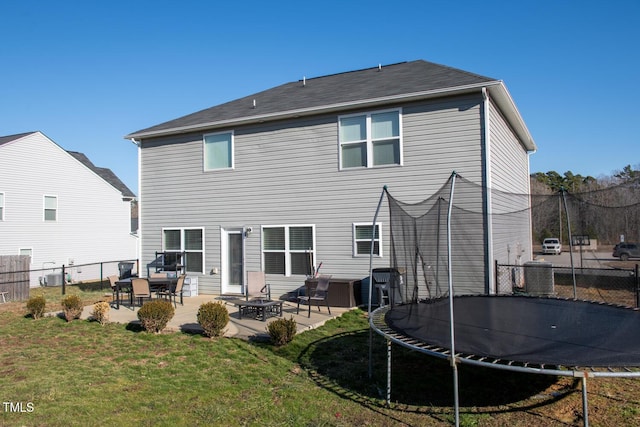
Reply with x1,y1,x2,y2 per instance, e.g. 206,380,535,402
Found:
496,261,640,308
0,258,139,302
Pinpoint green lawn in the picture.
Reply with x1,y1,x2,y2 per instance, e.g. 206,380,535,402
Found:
1,285,639,426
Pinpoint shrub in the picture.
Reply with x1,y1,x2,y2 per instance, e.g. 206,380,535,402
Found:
267,316,297,346
61,294,84,322
197,301,229,338
26,294,46,319
137,299,175,333
91,301,110,325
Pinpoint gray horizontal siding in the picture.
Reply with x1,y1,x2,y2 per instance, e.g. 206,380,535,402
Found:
488,99,533,272
139,94,491,297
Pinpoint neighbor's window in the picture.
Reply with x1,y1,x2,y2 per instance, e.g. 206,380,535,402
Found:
19,248,32,257
353,223,382,257
263,225,315,276
44,195,57,221
0,192,4,221
163,228,204,274
339,109,402,169
204,131,233,170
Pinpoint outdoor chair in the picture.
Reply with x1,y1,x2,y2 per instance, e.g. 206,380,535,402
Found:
245,271,271,301
297,275,331,318
131,278,152,307
108,275,130,307
157,274,185,307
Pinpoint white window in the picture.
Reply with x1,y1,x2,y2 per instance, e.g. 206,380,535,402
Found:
163,228,204,274
44,195,57,221
339,109,402,169
19,248,32,257
203,131,233,170
262,225,315,276
353,223,382,257
0,192,4,221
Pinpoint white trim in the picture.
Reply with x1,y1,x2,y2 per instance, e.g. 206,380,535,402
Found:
261,224,316,277
338,108,403,170
43,194,58,222
220,227,244,294
353,222,383,257
0,191,4,221
203,130,234,171
161,227,205,274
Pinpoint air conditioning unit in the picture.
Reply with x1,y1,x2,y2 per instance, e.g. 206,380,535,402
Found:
523,261,554,296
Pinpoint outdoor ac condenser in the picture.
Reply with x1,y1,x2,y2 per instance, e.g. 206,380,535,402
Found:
523,261,555,296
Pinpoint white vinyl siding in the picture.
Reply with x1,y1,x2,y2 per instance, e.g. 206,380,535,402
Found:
0,132,136,287
162,228,204,274
44,195,57,221
203,131,233,170
339,109,402,169
353,223,382,257
0,192,4,220
262,225,315,276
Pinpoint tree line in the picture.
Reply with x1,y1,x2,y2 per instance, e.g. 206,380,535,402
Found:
530,164,640,246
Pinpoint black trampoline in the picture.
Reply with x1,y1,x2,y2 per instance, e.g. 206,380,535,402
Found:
384,295,640,368
366,174,640,426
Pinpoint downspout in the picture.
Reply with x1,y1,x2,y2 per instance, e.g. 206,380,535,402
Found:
131,138,142,270
482,88,495,294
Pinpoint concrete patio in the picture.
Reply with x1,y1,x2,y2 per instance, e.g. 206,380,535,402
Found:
78,294,354,341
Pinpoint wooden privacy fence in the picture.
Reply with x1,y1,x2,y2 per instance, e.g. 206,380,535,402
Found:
0,255,30,302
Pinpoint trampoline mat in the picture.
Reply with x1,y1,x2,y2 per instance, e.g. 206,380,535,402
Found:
385,295,640,367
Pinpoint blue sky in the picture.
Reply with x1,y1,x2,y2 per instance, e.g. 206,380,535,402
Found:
2,0,638,194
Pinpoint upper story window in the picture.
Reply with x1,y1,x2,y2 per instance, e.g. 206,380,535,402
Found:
0,192,4,221
339,109,402,169
353,223,382,257
44,195,57,221
163,228,204,274
262,225,315,276
204,131,234,170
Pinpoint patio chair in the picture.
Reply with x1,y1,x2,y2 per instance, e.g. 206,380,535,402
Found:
157,274,185,307
245,271,271,301
131,278,152,307
108,275,131,306
297,275,331,318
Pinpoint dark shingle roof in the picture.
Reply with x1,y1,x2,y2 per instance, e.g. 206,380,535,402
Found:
127,60,497,138
125,59,534,150
67,151,136,199
0,131,37,146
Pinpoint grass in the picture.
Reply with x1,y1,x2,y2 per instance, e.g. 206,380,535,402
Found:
1,285,640,426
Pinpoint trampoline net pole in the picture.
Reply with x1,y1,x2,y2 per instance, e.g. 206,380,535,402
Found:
447,172,460,427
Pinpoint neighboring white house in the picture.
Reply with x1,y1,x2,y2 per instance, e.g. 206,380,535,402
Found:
126,60,536,298
0,131,137,286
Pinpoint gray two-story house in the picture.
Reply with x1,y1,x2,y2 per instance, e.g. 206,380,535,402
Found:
126,60,536,299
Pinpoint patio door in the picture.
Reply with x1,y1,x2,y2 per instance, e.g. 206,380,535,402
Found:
221,228,244,294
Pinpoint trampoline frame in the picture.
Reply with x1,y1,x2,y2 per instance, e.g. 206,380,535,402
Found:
367,174,640,426
369,303,640,427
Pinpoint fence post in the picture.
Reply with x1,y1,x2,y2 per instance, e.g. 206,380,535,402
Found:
62,265,66,295
635,264,639,309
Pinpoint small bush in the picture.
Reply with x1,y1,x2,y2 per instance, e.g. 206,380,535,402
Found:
137,299,175,333
91,301,110,325
267,316,297,346
26,294,46,319
61,294,84,322
197,301,229,338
